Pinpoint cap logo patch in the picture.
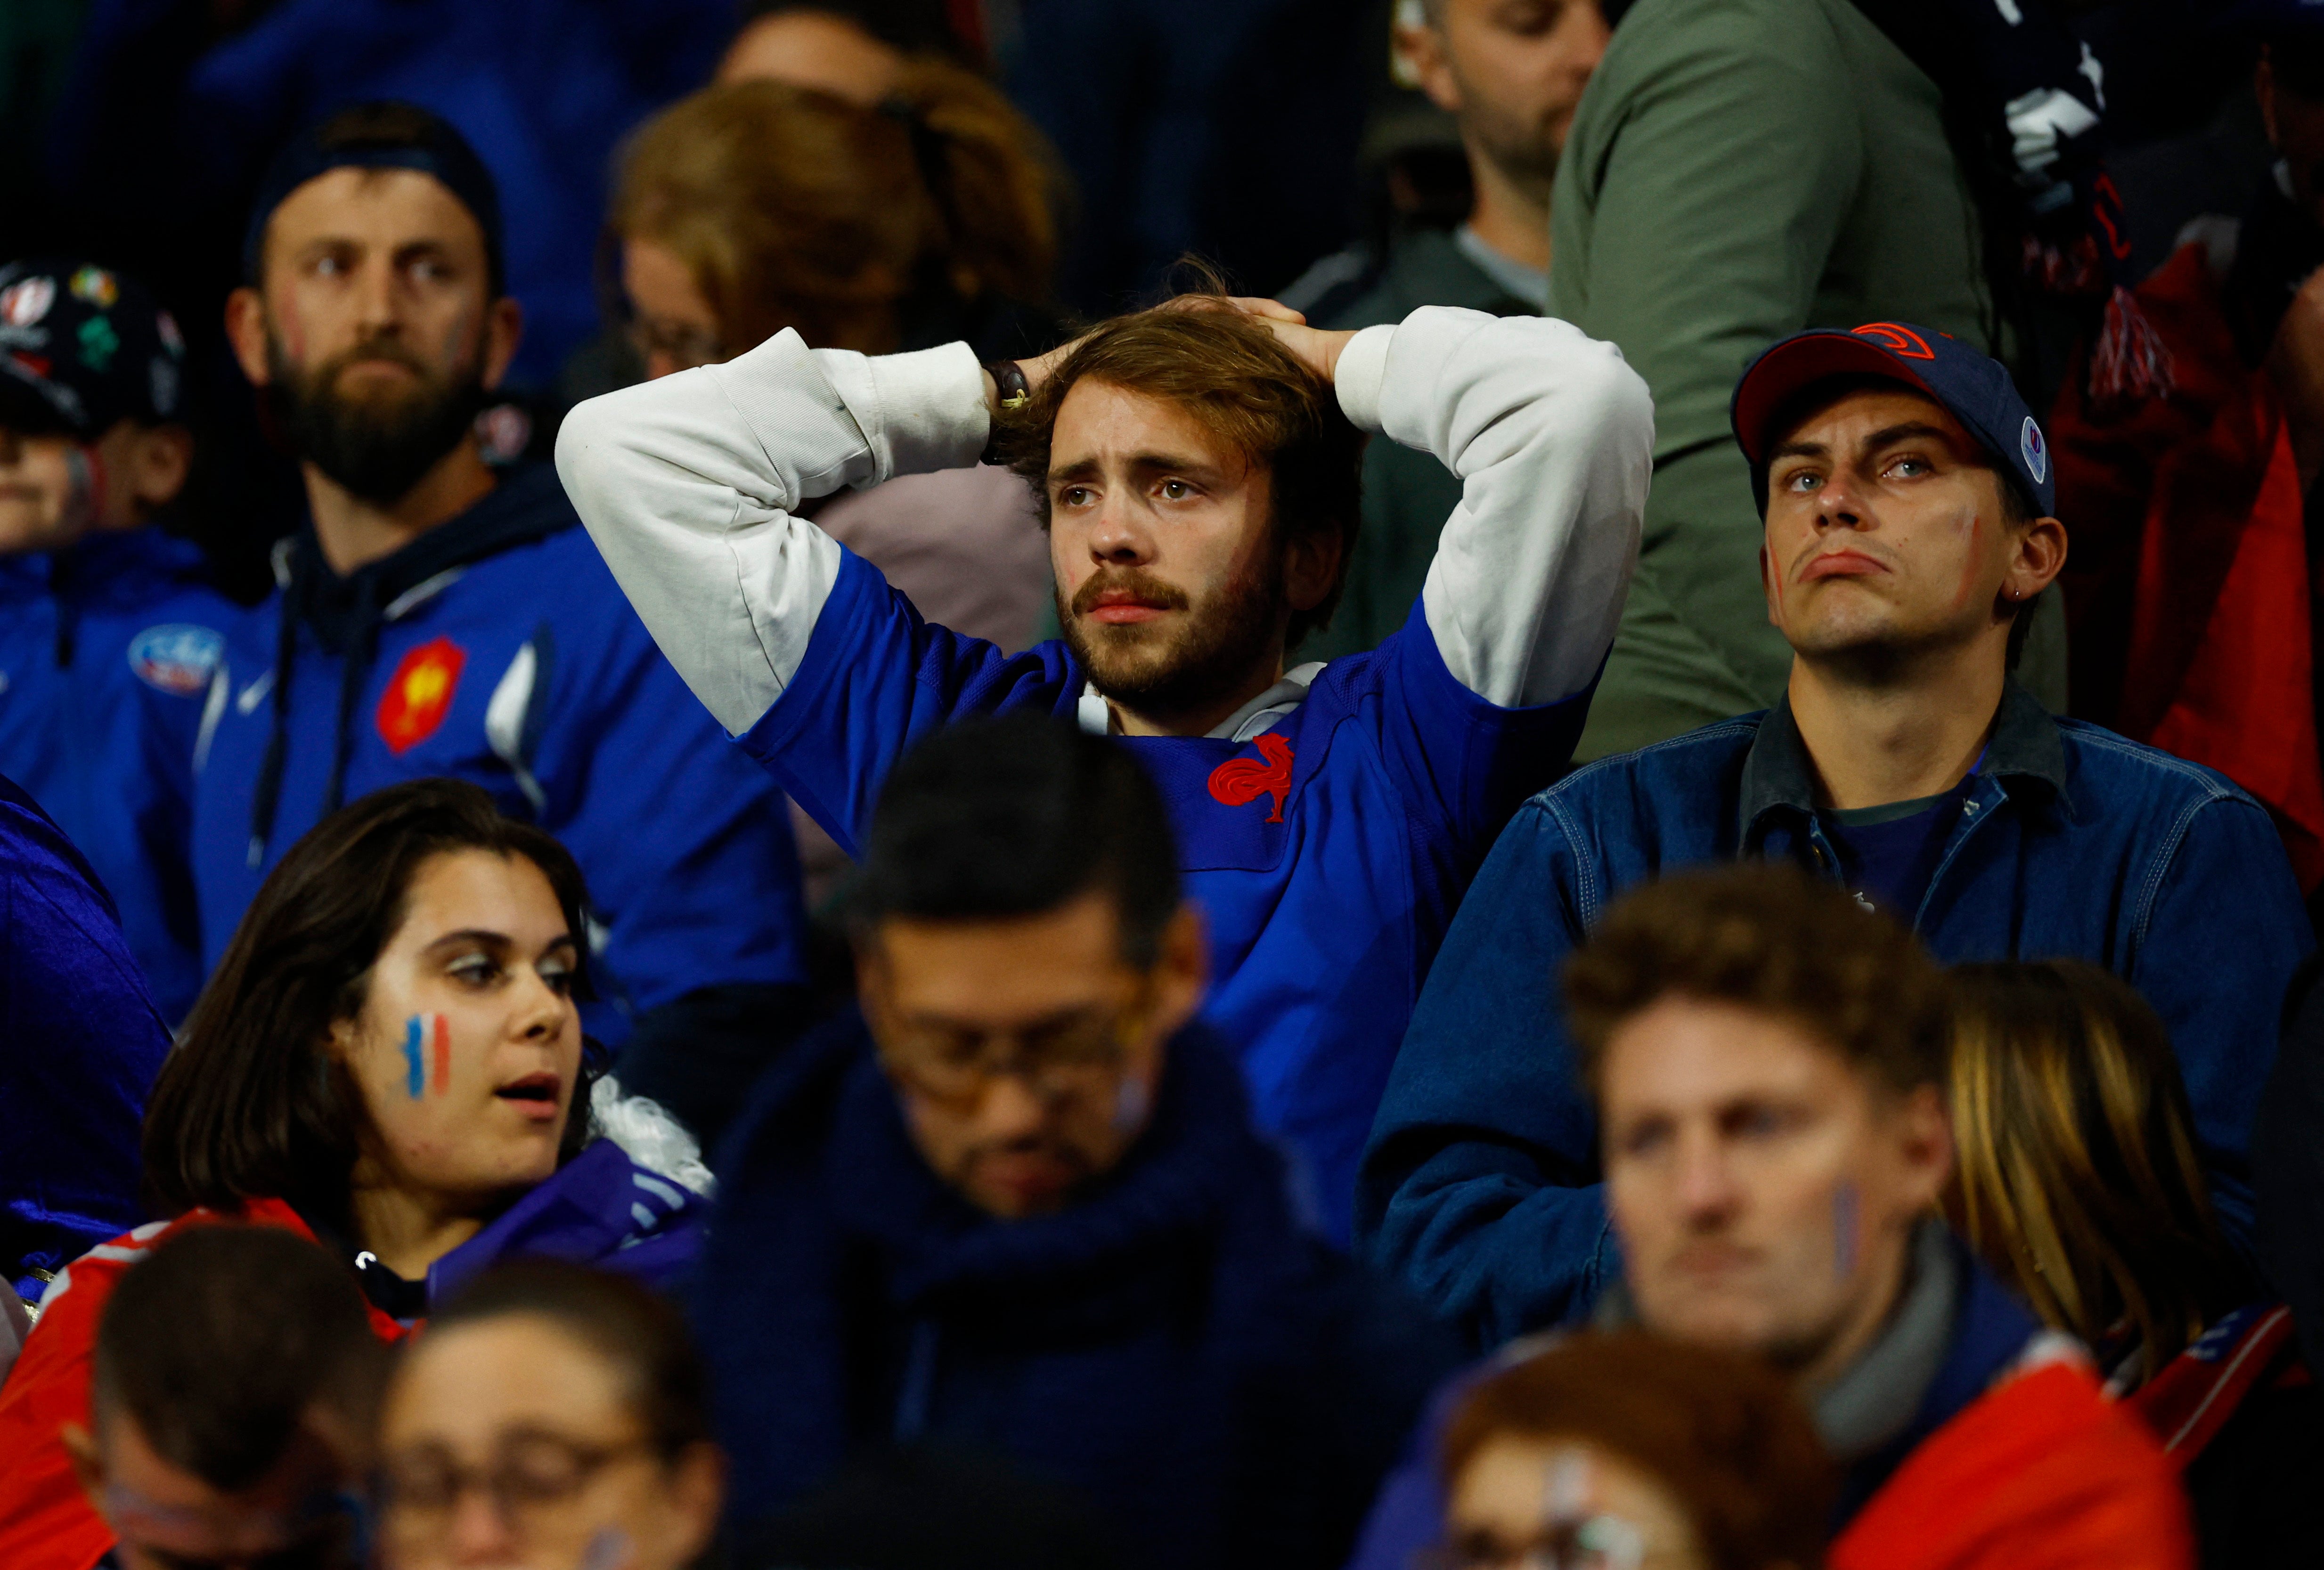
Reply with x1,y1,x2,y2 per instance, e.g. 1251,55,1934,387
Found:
376,635,467,754
68,267,118,309
78,316,119,372
127,623,224,697
0,277,54,329
1851,322,1936,359
2021,416,2048,485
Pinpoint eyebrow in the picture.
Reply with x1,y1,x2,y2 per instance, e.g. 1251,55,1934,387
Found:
1770,421,1957,466
422,929,578,955
1046,452,1230,488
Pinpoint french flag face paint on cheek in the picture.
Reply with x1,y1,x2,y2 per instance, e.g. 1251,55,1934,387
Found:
402,1015,451,1098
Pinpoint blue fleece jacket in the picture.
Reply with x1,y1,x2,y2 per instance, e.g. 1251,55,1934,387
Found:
695,1010,1460,1570
0,775,173,1300
1361,684,2314,1349
0,526,235,1022
190,466,810,1052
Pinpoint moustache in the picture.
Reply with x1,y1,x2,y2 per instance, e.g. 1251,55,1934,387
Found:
1069,568,1190,619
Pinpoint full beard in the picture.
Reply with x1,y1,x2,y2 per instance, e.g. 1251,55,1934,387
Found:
1060,554,1288,725
267,331,489,507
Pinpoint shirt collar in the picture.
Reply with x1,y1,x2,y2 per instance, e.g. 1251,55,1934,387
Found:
1738,680,2069,840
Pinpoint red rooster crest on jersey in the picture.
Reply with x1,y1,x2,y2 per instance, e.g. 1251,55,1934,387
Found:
1207,733,1295,823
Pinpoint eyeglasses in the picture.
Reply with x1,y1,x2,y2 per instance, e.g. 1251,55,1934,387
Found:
876,988,1154,1111
1417,1516,1648,1570
377,1430,656,1544
622,311,725,374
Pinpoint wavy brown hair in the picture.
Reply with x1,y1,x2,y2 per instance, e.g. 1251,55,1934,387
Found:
1941,960,2245,1383
141,779,593,1232
611,64,1059,355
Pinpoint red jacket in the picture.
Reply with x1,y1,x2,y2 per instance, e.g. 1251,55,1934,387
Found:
0,1204,405,1570
1831,1359,2194,1570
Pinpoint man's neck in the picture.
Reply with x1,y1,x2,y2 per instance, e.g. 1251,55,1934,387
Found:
1463,139,1552,276
1110,657,1288,739
1786,643,2006,811
303,439,497,578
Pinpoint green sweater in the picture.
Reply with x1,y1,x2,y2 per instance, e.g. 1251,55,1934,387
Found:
1549,0,2063,757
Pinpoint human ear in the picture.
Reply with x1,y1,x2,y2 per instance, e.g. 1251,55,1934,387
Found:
128,425,193,513
1396,8,1462,117
60,1421,106,1515
1283,524,1345,616
2000,515,2067,607
1149,903,1210,1041
224,286,273,388
479,295,524,394
664,1441,726,1562
1892,1082,1953,1212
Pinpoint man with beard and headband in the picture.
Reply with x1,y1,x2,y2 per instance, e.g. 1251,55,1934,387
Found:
1361,325,2308,1350
557,280,1653,1243
694,715,1459,1569
1284,0,1608,660
193,104,814,1144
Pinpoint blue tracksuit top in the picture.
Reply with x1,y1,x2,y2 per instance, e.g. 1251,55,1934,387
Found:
0,526,235,1022
557,309,1657,1243
1360,683,2315,1350
0,774,173,1301
191,465,811,1045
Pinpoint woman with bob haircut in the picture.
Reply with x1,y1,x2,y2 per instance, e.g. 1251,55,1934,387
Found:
1944,960,2312,1567
0,778,709,1570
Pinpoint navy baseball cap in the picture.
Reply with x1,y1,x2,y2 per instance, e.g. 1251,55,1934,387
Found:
1729,321,2054,518
0,258,186,439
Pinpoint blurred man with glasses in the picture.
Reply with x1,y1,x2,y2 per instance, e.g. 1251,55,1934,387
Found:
693,713,1458,1570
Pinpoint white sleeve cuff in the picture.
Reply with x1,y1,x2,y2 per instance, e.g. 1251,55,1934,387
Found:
817,340,991,480
1332,324,1397,434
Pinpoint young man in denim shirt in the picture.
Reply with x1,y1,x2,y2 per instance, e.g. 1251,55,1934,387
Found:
1360,322,2312,1350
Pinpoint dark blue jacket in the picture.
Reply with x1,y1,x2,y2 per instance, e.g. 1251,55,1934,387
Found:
0,527,235,1023
1360,684,2313,1349
191,467,811,1084
0,775,172,1301
1344,1228,2046,1569
696,1011,1460,1570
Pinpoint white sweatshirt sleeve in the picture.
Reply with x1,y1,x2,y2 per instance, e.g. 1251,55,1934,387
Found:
555,328,990,734
1337,306,1653,708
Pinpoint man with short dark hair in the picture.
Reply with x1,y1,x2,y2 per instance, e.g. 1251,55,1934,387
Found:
192,103,814,1141
1362,323,2312,1347
696,715,1458,1570
1287,0,1608,659
0,257,234,1021
561,285,1650,1243
51,1225,387,1570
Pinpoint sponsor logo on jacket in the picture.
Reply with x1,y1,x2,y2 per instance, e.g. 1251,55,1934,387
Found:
127,623,225,696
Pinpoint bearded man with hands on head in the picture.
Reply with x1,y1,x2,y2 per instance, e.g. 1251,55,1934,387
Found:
556,277,1652,1243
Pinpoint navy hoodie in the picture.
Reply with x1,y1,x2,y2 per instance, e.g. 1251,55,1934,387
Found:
696,1010,1460,1570
190,466,811,1074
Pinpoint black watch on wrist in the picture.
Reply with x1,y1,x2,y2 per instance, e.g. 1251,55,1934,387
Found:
980,360,1029,465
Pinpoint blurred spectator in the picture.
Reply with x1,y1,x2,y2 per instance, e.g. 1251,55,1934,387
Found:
694,716,1460,1570
561,283,1649,1243
1363,324,2311,1345
604,71,1059,650
0,256,235,1021
1421,1332,1833,1570
45,0,732,389
1284,0,1606,662
0,776,171,1305
1589,868,2187,1565
2052,21,2324,894
0,779,712,1570
1003,0,1373,309
718,6,912,101
196,104,813,1140
1947,960,2317,1570
376,1261,722,1570
31,1226,386,1570
1547,0,2095,759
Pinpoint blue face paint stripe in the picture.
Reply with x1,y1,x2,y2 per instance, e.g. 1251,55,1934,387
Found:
401,1016,425,1099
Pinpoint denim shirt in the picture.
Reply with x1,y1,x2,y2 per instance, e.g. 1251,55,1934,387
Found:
1357,684,2313,1350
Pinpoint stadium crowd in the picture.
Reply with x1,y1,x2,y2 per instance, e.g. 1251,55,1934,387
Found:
1,0,2322,1566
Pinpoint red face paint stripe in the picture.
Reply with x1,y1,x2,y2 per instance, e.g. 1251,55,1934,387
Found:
432,1014,450,1096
